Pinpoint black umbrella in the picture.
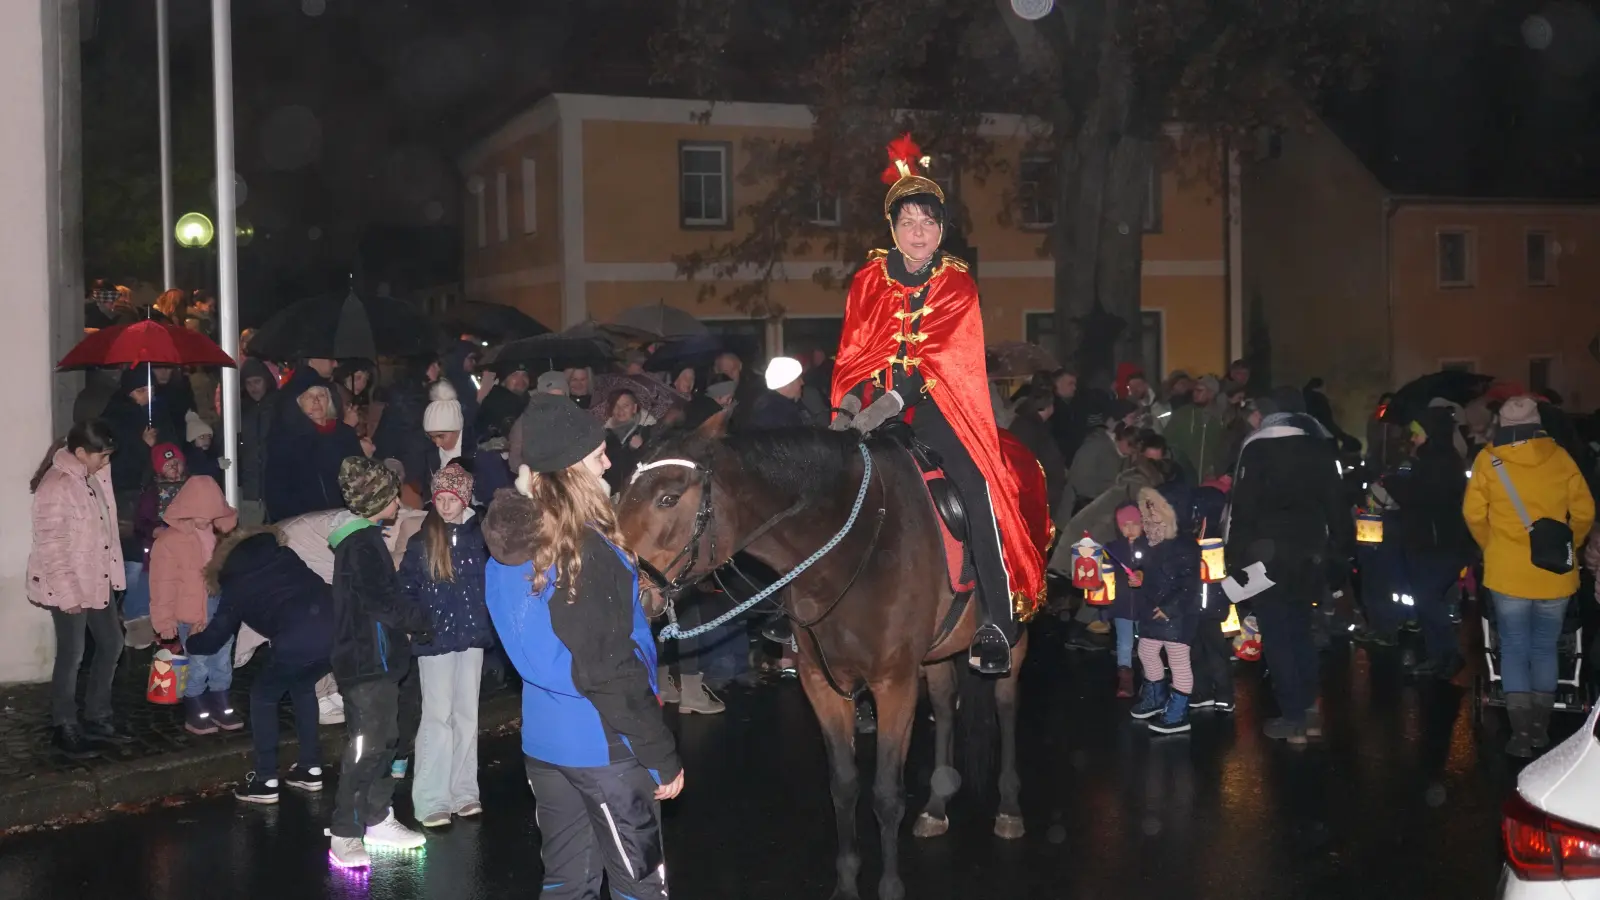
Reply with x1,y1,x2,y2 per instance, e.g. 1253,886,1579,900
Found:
645,333,760,373
249,290,441,361
484,334,614,375
606,300,710,342
1384,370,1495,423
561,318,625,349
446,301,551,343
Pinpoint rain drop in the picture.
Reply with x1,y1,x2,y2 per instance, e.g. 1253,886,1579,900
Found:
208,172,247,208
1523,14,1554,50
301,0,326,15
1070,749,1089,771
1045,824,1067,844
1118,222,1131,235
308,226,323,241
1141,815,1162,836
423,200,444,222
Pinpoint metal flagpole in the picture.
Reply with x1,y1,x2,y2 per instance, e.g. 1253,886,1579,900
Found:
157,0,174,290
211,0,240,507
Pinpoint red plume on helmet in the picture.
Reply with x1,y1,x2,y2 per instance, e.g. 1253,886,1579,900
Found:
881,133,931,184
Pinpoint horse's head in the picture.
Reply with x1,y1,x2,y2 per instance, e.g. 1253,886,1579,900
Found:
616,410,739,618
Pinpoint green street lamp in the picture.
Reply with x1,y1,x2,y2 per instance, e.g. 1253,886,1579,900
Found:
175,211,215,248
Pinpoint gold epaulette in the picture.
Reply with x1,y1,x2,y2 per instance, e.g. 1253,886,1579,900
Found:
866,248,891,263
938,253,970,273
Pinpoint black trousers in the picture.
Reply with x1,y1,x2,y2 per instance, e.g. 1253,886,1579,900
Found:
331,678,401,838
909,398,1015,641
250,652,328,774
525,757,669,900
50,605,123,727
1190,618,1235,704
1253,560,1322,725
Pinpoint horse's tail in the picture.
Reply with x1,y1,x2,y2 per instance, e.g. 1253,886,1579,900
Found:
954,661,998,804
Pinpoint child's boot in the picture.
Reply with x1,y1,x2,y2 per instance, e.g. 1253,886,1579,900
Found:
1115,666,1135,699
1149,690,1192,735
184,695,218,735
210,690,244,731
1130,680,1168,720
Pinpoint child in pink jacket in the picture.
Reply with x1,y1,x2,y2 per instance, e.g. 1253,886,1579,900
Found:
149,475,239,735
27,421,128,759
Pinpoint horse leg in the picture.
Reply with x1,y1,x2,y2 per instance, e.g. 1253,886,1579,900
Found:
994,631,1027,840
801,665,862,900
913,660,958,838
867,677,915,900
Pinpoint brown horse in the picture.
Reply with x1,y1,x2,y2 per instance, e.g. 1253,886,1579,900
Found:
617,414,1029,900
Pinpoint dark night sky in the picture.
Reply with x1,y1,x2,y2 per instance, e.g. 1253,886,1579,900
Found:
81,0,1600,315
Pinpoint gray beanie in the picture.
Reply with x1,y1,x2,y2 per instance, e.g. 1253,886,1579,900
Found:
516,393,605,473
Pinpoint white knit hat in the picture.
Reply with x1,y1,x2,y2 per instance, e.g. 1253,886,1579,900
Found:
423,398,463,432
185,409,213,443
429,379,458,402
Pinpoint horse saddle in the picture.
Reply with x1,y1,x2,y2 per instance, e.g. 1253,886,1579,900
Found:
878,422,975,593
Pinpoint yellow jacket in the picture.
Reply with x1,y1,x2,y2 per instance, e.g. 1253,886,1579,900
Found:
1464,437,1595,600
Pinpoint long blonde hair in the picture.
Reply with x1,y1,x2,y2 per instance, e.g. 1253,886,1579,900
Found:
421,509,455,583
526,462,623,599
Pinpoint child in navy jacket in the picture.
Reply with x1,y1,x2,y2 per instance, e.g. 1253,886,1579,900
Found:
1128,484,1202,734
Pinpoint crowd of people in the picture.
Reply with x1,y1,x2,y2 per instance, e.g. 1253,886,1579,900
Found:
25,276,1598,887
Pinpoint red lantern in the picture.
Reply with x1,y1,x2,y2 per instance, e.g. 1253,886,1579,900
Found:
146,648,188,705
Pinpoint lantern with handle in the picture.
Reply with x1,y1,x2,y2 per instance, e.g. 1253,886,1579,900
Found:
146,647,189,705
1069,533,1105,590
1356,510,1384,545
1196,519,1226,583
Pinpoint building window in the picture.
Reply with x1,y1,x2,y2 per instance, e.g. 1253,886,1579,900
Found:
521,157,537,235
1018,156,1054,228
467,175,486,249
702,317,766,360
1143,164,1162,233
807,185,841,227
680,142,731,227
1025,311,1163,377
1526,231,1554,285
781,316,843,360
1439,358,1477,373
495,170,509,243
1530,356,1554,395
1437,230,1474,287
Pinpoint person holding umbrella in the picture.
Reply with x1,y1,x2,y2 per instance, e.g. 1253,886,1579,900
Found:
475,362,533,441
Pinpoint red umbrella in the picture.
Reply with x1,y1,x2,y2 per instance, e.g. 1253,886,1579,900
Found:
57,319,236,370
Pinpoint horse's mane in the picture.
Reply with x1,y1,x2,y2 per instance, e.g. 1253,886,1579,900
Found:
648,426,881,506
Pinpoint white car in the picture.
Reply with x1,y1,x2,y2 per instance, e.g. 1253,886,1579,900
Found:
1500,700,1600,897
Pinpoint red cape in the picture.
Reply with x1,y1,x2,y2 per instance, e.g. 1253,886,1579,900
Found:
831,251,1046,613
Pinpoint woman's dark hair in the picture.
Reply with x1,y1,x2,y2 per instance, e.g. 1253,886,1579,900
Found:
31,419,117,493
1137,431,1168,455
608,388,639,416
888,193,946,226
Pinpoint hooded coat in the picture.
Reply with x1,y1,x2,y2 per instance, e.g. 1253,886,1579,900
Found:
148,475,238,637
238,358,279,502
185,527,336,667
1465,433,1595,600
1387,408,1474,561
264,389,364,522
1135,484,1201,643
102,365,183,496
1226,412,1353,577
27,448,126,611
330,518,434,686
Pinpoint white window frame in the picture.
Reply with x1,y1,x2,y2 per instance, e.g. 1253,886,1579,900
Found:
1529,354,1557,395
1525,229,1555,286
680,142,731,228
1436,228,1476,288
521,157,538,235
807,186,841,227
495,170,509,243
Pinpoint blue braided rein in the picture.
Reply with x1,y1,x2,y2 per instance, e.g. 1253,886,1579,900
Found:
657,442,874,641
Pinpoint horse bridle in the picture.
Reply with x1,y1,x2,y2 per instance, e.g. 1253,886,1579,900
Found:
629,457,806,609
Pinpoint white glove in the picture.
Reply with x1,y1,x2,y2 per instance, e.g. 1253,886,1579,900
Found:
829,394,863,431
851,391,905,433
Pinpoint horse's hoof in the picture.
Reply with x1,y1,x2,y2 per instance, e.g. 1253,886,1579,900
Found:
912,812,949,838
994,814,1025,840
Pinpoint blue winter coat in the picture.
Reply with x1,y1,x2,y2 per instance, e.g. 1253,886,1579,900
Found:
264,414,364,522
1135,485,1201,644
1102,536,1150,622
188,528,335,668
398,513,494,655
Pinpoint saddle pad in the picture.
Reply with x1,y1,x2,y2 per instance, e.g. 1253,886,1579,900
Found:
922,468,976,593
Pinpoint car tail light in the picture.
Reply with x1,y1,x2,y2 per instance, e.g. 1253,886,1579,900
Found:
1503,791,1600,880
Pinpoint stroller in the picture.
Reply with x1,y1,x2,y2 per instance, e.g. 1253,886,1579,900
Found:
1470,587,1594,729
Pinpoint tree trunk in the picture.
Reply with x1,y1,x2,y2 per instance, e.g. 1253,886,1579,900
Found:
1050,5,1148,391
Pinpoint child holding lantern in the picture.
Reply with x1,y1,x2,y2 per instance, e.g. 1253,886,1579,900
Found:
1102,505,1149,699
1127,484,1202,735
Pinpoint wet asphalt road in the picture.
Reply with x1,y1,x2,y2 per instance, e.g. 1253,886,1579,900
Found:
0,625,1525,900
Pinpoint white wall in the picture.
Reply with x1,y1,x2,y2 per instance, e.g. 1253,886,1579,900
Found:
0,0,68,683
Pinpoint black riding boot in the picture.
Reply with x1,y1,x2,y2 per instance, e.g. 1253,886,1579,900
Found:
760,610,794,645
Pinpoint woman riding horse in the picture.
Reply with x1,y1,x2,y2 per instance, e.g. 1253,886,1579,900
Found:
829,134,1046,674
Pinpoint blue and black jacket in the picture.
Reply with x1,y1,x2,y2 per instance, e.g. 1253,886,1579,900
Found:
329,517,434,686
485,527,681,782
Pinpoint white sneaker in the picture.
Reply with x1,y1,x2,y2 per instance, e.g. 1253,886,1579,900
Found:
329,836,370,869
318,693,345,725
419,810,452,829
365,810,426,849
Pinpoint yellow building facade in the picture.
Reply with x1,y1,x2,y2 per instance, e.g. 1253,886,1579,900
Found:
460,93,1241,377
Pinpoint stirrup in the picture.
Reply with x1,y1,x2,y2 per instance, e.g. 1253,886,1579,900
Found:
760,614,794,646
968,623,1012,675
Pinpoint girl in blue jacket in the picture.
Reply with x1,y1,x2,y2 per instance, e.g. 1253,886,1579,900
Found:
1128,484,1202,734
482,394,680,900
399,462,493,828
